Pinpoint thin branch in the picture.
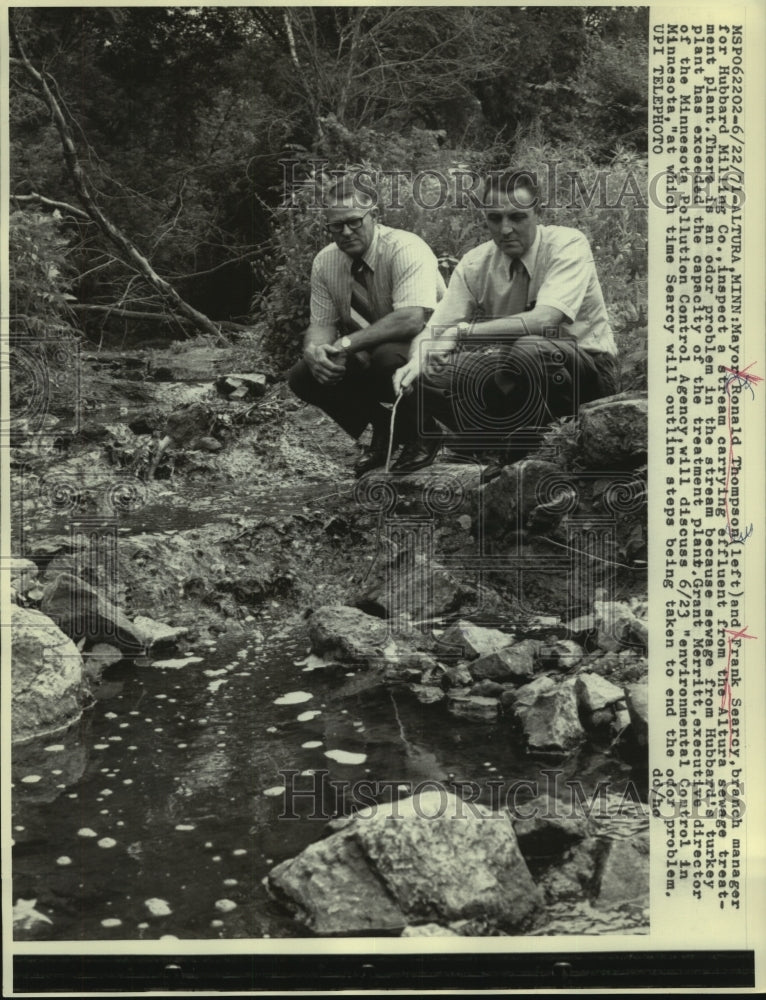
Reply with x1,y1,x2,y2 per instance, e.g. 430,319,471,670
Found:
10,23,225,344
11,191,91,221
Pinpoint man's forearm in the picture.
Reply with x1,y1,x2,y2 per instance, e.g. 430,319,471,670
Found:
340,307,426,353
470,308,563,342
303,324,338,351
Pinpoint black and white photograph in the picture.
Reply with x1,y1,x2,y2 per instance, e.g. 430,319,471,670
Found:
2,1,762,994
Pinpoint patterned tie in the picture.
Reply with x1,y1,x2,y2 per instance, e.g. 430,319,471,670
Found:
507,257,529,316
349,259,374,330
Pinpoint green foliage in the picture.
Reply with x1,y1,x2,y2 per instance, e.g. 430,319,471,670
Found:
9,210,77,339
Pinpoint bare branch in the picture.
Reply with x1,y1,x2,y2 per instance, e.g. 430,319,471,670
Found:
11,192,91,221
10,22,225,344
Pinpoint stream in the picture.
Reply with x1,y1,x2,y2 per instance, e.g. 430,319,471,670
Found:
12,614,645,941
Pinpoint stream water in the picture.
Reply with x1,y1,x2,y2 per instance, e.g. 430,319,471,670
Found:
12,615,646,941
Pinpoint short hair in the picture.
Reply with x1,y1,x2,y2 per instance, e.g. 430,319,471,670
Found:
481,170,540,209
323,172,378,210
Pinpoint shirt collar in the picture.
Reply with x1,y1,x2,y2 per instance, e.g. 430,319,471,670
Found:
344,223,380,272
519,225,542,276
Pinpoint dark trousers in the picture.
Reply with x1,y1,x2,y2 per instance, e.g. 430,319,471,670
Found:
288,341,418,441
417,337,620,451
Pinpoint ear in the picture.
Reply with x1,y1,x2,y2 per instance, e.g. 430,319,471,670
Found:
370,204,381,222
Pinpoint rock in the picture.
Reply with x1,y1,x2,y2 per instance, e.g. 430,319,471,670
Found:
470,641,537,683
441,663,473,688
513,677,585,753
512,794,598,857
481,458,562,528
11,605,89,743
593,600,648,653
411,685,445,705
511,675,557,708
10,558,39,594
131,615,188,651
446,692,500,723
357,554,473,622
215,373,268,401
436,620,512,660
401,923,458,937
13,898,53,939
84,643,123,681
624,681,648,746
594,834,649,908
308,606,392,666
267,791,544,935
539,838,604,904
577,394,648,469
575,673,626,713
193,436,223,452
40,572,145,654
470,679,506,699
538,639,583,672
164,401,214,446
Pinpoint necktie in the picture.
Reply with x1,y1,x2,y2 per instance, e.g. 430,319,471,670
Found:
507,258,529,317
349,259,375,329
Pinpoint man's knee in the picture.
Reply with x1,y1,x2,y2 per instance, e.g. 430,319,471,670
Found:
368,341,410,372
287,359,317,402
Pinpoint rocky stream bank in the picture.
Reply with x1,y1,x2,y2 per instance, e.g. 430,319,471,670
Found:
10,338,649,939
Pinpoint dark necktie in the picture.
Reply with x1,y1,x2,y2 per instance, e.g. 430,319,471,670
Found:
350,259,374,329
507,258,529,316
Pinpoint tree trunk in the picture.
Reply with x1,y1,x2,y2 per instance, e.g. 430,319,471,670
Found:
10,25,226,345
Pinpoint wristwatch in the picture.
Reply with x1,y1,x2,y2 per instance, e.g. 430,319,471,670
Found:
339,336,352,351
456,322,471,342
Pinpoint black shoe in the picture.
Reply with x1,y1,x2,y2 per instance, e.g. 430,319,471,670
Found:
390,435,441,474
353,423,389,477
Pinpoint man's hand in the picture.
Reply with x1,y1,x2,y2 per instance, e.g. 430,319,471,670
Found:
393,347,452,394
393,355,421,395
305,342,347,385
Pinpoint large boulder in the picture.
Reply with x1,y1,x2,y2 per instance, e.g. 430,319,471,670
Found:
11,605,89,743
512,794,598,857
594,834,649,908
512,677,586,753
623,681,649,746
267,791,544,935
436,620,512,660
480,458,562,528
577,394,648,469
40,572,144,654
470,640,537,683
356,554,474,622
593,600,648,653
575,673,626,713
307,606,393,666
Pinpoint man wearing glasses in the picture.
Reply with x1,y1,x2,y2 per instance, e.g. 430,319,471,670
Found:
288,175,445,476
392,170,620,474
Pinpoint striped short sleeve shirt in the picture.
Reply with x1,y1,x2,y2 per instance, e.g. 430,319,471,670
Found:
310,224,446,329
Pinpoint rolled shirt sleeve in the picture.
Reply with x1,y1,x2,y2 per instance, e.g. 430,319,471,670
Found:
426,258,476,333
309,254,341,328
387,235,446,313
533,232,595,324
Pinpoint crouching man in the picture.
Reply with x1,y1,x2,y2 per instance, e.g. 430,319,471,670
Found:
392,170,620,473
288,175,445,476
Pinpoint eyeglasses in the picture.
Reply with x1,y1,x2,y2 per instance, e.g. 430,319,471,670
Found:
325,210,371,235
485,210,533,225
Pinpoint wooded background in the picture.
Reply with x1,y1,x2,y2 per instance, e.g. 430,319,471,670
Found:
9,5,648,381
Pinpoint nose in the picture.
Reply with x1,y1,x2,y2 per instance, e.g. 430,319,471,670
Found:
340,222,355,235
501,216,515,235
